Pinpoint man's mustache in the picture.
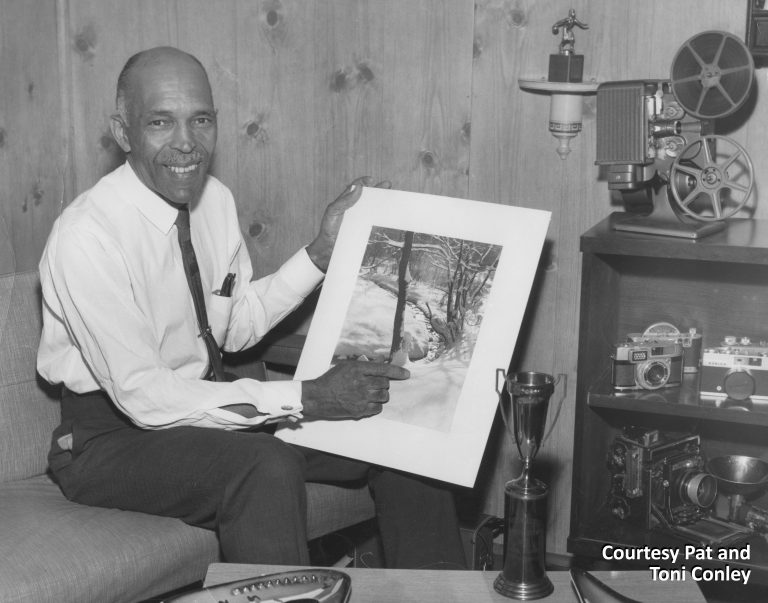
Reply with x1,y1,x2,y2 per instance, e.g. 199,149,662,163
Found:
160,151,205,164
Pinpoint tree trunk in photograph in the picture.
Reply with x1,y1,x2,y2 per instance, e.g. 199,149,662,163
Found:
389,230,414,364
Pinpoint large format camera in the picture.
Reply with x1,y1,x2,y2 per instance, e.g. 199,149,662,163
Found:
611,340,683,391
607,429,717,530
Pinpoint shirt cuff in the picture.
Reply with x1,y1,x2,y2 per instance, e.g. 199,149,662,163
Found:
234,378,304,419
273,247,324,298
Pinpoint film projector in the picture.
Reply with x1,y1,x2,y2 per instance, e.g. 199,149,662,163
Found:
596,31,756,238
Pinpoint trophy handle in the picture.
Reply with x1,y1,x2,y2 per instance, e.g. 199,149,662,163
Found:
496,368,507,398
542,373,568,445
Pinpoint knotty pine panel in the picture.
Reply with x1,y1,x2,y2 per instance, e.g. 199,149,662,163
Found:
66,0,178,195
0,0,65,273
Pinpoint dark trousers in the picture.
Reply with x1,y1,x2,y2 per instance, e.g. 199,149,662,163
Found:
48,388,466,569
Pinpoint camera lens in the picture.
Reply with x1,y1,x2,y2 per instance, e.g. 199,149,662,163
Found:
724,370,755,401
636,359,670,390
678,472,717,508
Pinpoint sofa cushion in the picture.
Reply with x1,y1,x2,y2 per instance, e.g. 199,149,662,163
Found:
0,474,219,603
0,474,374,603
0,270,61,482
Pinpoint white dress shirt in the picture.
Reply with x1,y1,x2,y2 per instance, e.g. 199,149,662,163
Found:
38,162,323,429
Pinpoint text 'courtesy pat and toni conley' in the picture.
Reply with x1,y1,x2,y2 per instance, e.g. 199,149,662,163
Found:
602,544,753,585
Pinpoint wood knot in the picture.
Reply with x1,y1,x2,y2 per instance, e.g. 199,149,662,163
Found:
356,61,375,84
266,9,280,27
473,38,483,60
330,68,351,92
245,116,269,144
32,182,44,204
73,24,97,59
509,9,527,28
260,0,286,45
461,121,471,143
22,181,44,212
100,134,117,151
330,62,376,92
419,150,439,170
248,221,266,238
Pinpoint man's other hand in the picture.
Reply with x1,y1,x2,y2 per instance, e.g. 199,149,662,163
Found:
301,360,409,420
306,177,391,273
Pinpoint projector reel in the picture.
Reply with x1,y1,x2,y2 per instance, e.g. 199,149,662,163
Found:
670,30,754,120
667,31,756,222
669,134,754,221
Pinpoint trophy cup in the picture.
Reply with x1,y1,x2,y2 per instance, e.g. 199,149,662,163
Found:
494,370,557,600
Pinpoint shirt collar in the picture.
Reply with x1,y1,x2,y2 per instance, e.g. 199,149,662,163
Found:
114,161,181,235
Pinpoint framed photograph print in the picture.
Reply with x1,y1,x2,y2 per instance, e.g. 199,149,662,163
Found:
277,187,550,486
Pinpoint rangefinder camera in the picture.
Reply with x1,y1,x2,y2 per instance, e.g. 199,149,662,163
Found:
611,340,684,391
700,337,768,402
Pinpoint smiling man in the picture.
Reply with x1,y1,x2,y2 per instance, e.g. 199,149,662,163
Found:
112,50,216,207
36,47,466,568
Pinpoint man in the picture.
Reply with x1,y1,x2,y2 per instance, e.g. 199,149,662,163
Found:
37,46,466,568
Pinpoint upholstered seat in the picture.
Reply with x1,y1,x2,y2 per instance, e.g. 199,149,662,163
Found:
0,270,374,603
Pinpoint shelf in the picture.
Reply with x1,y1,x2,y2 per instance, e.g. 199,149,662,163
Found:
581,214,768,265
588,374,768,428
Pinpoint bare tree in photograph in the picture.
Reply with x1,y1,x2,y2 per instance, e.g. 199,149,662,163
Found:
389,230,414,364
416,235,499,348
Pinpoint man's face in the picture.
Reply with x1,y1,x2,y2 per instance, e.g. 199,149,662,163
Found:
114,53,217,207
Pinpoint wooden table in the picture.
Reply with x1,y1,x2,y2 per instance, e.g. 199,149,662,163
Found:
205,563,707,602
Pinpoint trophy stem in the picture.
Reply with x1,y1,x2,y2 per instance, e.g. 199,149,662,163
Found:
520,459,531,488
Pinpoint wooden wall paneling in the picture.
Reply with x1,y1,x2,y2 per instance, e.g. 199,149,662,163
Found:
0,0,65,273
234,0,321,277
312,0,474,203
735,72,768,220
174,0,239,206
469,0,593,548
66,0,179,195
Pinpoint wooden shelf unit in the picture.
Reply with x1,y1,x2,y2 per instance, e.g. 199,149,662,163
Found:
568,214,768,581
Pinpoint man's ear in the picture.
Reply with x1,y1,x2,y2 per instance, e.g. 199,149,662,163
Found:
109,114,132,153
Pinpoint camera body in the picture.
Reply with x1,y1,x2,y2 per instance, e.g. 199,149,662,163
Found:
700,337,768,401
607,429,717,530
611,340,684,391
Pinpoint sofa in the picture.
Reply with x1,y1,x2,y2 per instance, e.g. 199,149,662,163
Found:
0,269,375,603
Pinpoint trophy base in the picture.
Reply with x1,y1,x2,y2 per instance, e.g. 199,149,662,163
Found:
493,573,554,600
